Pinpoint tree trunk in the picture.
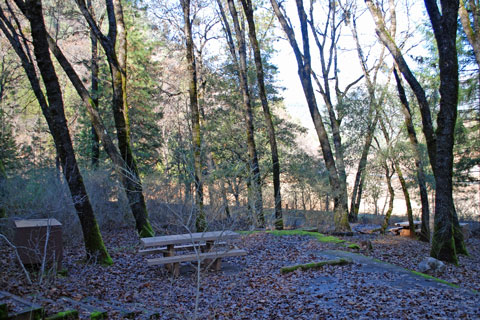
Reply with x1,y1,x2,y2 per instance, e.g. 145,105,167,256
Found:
425,0,467,263
394,163,416,237
87,0,100,169
240,0,282,227
349,114,378,222
225,0,264,227
381,159,395,234
182,0,205,232
270,0,350,231
76,0,154,237
5,0,111,264
393,68,430,242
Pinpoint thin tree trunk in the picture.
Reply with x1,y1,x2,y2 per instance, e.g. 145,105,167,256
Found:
270,0,350,231
220,180,231,219
87,0,100,168
240,0,282,227
393,68,430,242
76,0,154,237
182,0,205,232
378,116,416,237
380,154,395,234
3,0,111,264
225,0,264,227
349,114,378,222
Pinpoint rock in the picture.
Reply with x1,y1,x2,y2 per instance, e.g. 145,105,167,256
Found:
418,257,446,274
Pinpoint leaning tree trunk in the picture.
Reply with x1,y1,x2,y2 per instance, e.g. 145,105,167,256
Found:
6,0,111,264
393,68,430,242
240,0,282,228
226,0,264,227
270,0,350,231
349,114,378,222
76,0,154,237
182,0,205,232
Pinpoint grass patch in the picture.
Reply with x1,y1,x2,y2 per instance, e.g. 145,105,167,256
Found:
238,229,345,244
410,270,459,288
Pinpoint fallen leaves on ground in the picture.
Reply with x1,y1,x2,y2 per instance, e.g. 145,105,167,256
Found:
1,228,479,319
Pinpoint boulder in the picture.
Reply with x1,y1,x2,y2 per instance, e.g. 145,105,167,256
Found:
418,257,446,274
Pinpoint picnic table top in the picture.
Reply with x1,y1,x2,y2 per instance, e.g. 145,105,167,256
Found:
394,221,421,227
141,230,241,248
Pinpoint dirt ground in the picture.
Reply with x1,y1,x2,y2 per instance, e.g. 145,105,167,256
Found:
1,227,479,319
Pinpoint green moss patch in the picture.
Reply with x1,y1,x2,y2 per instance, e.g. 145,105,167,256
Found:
410,270,459,288
45,309,79,320
281,258,352,274
266,230,345,244
89,310,107,319
347,243,360,250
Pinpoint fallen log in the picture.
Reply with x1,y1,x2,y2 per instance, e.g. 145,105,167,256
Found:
280,258,352,274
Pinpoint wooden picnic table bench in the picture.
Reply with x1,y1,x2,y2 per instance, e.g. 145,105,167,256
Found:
140,230,246,276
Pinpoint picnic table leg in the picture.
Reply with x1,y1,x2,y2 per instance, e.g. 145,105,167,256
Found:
212,258,222,271
164,244,180,276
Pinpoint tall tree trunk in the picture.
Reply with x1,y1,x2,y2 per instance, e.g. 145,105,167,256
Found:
393,68,430,242
76,0,154,237
2,0,111,264
181,0,205,232
270,0,350,231
344,1,393,222
366,0,467,262
225,0,264,227
379,143,395,235
240,0,282,228
87,0,100,169
349,114,378,222
378,116,416,237
426,0,467,262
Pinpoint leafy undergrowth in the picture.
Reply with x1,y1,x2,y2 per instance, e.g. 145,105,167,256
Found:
1,229,479,319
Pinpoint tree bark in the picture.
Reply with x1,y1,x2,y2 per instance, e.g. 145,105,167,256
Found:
425,0,467,262
2,0,111,264
75,0,154,237
380,147,395,235
365,0,437,171
240,0,282,228
365,0,466,262
378,116,416,237
87,0,100,169
225,0,264,227
393,68,430,242
181,0,205,232
270,0,350,231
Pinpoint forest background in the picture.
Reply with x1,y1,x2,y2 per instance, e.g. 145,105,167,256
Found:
0,0,478,265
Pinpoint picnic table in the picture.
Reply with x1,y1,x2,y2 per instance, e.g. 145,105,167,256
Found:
389,221,421,236
140,230,246,276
